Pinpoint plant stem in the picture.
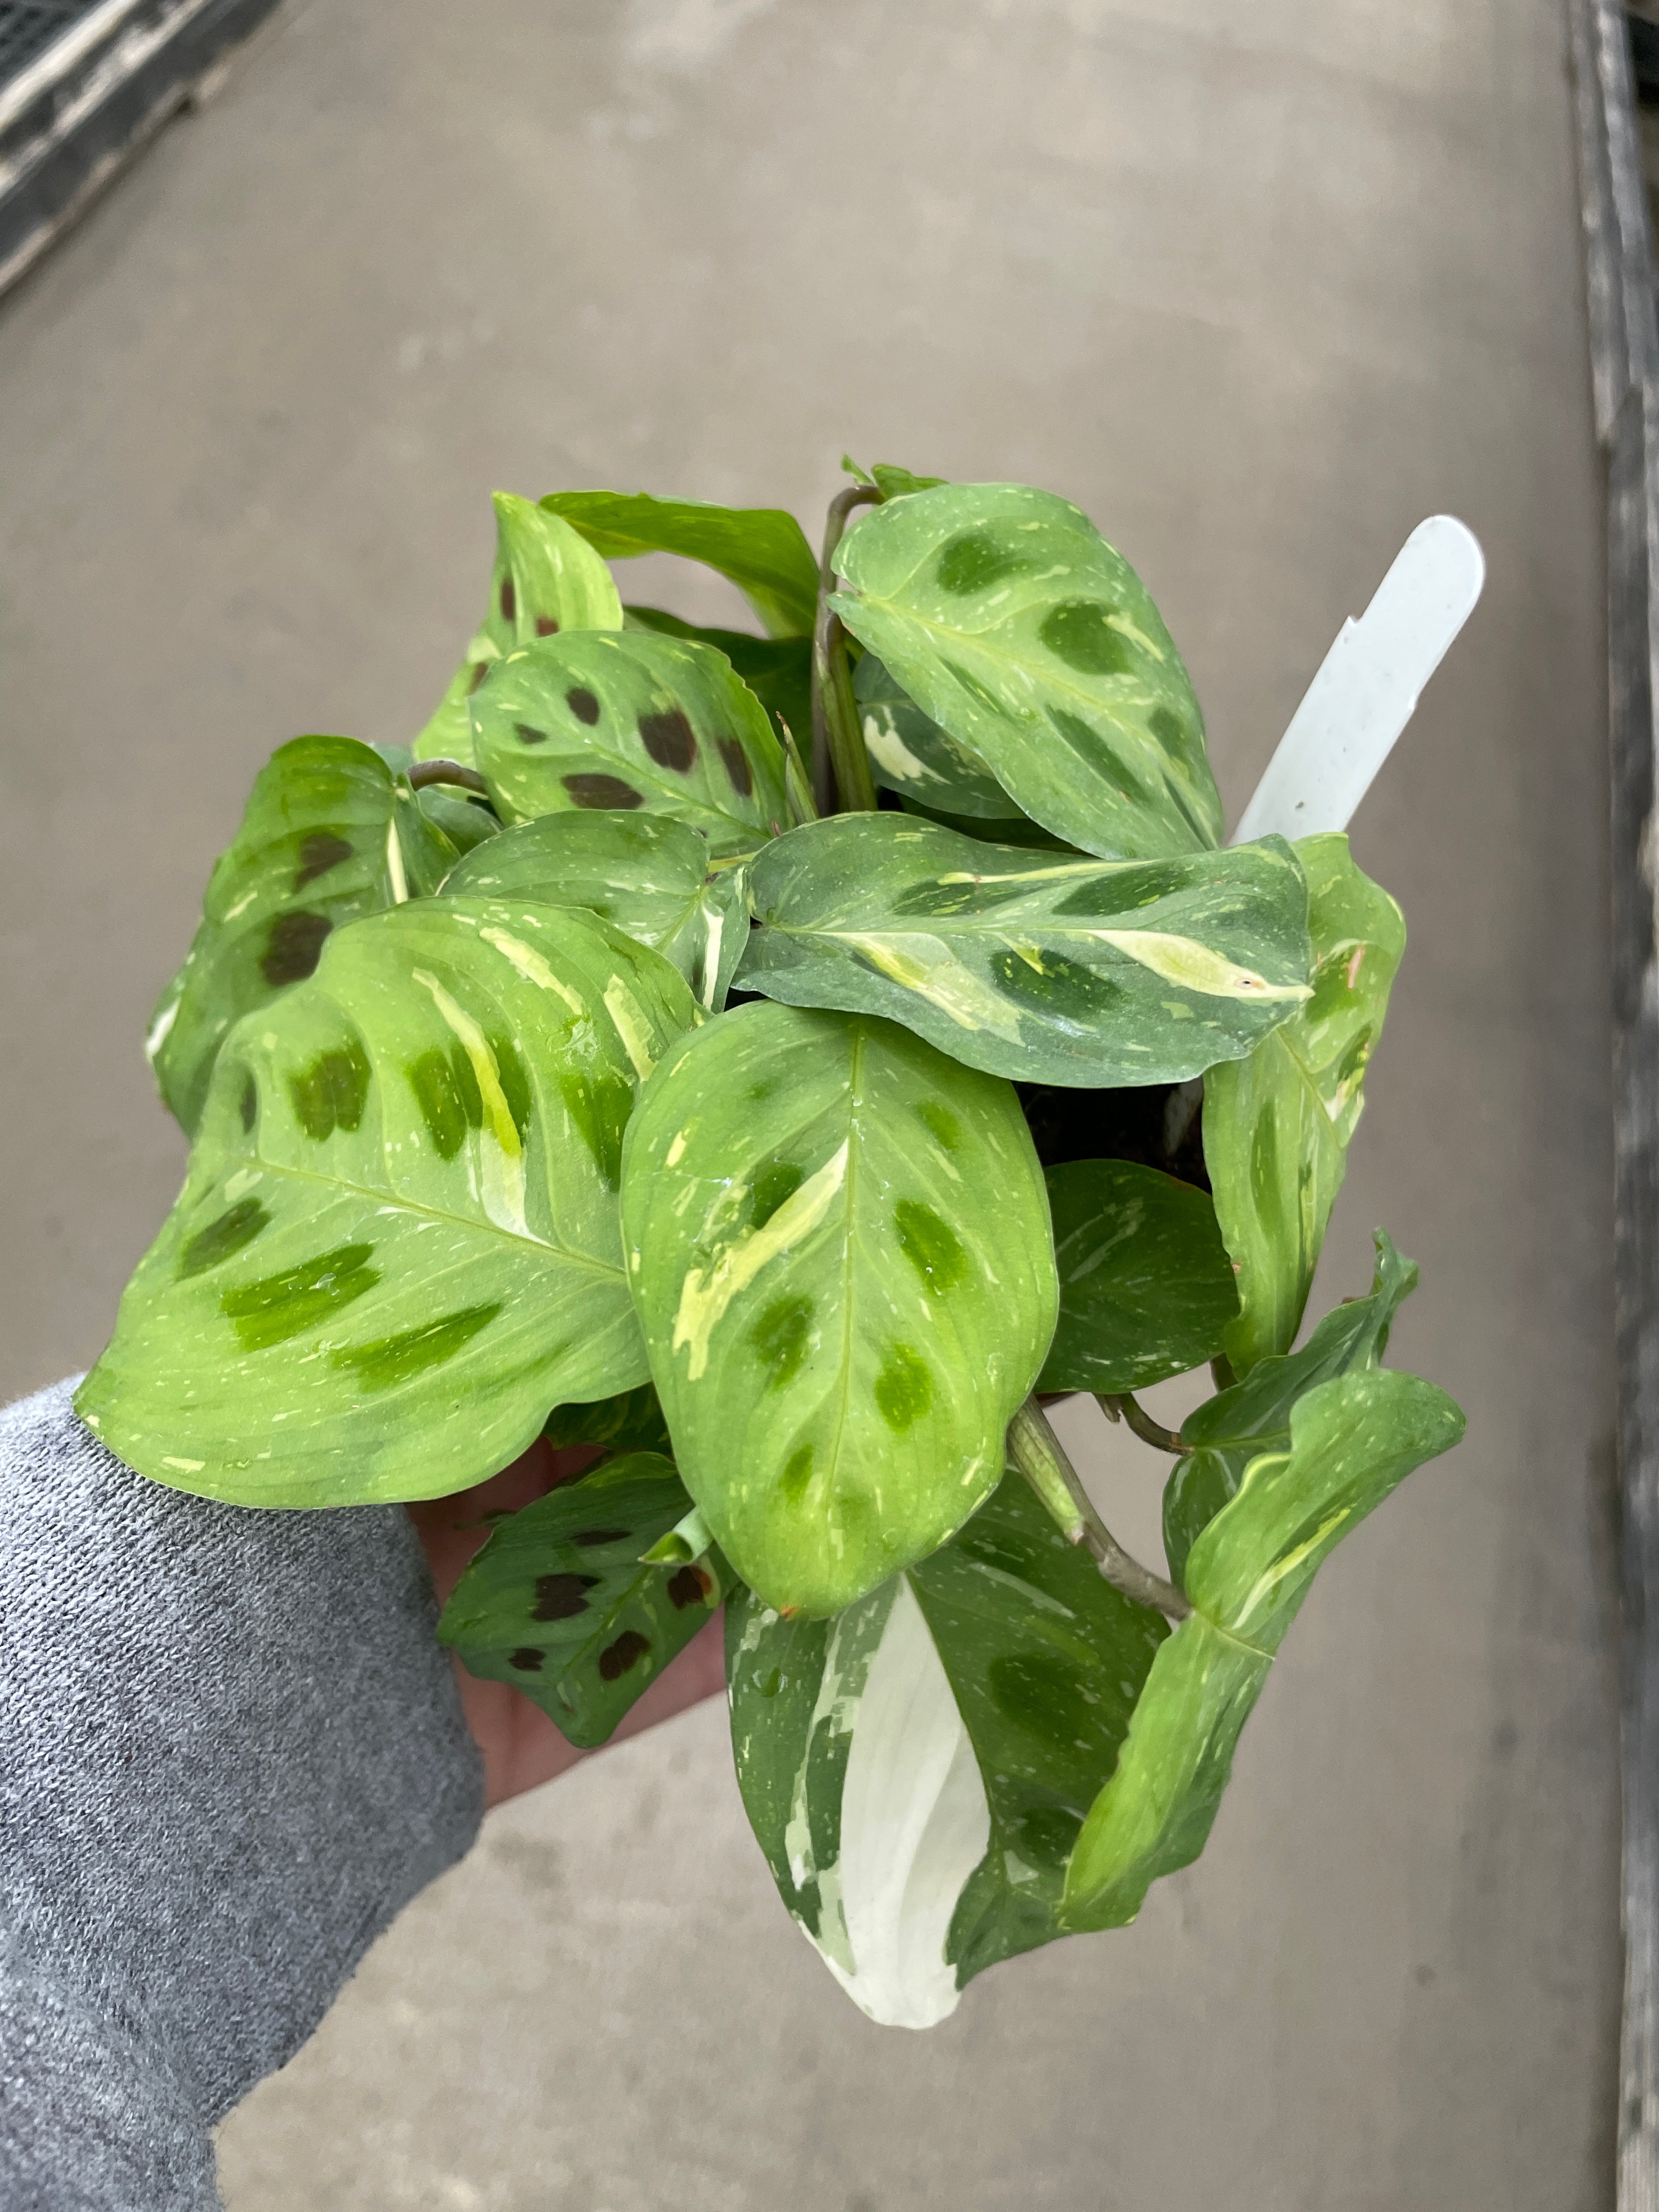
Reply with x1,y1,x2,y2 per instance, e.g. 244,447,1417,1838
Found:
1006,1397,1190,1621
408,758,491,796
811,485,881,816
1097,1393,1189,1454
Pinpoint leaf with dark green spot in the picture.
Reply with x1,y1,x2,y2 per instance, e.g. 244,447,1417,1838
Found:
1037,1159,1238,1395
622,1001,1058,1615
470,630,787,861
438,1452,720,1747
414,494,624,765
853,652,1024,820
543,1380,674,1456
623,607,812,760
739,814,1311,1087
1063,1360,1463,1932
444,812,750,1012
419,787,501,857
1162,1228,1417,1585
830,483,1223,860
899,794,1078,851
541,489,819,638
148,737,439,1137
1203,834,1406,1372
78,899,696,1506
726,1470,1165,2025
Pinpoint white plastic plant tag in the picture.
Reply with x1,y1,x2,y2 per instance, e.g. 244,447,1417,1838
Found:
1230,514,1485,846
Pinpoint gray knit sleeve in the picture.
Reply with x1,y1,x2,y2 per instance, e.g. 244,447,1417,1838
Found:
0,1379,485,2209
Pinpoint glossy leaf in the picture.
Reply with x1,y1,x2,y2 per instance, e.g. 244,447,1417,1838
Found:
437,1452,720,1747
899,794,1077,851
740,814,1311,1087
1063,1363,1463,1931
1163,1229,1415,1585
541,489,819,639
470,630,788,861
1204,834,1406,1372
727,1470,1165,2025
414,494,624,765
621,1001,1058,1613
419,787,501,857
830,483,1222,860
149,737,420,1137
78,899,696,1507
444,812,750,1012
543,1381,674,1455
624,606,812,759
853,651,1023,820
1037,1159,1239,1395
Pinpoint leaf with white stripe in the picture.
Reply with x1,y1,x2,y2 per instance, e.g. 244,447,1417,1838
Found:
471,630,787,860
740,814,1312,1087
78,899,696,1508
1203,834,1405,1372
438,1451,721,1747
414,493,624,765
726,1471,1166,2027
853,652,1024,821
830,483,1223,859
622,1002,1058,1614
444,812,749,1013
148,736,443,1137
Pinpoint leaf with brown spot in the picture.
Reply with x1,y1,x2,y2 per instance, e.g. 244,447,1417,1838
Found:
438,1452,722,1747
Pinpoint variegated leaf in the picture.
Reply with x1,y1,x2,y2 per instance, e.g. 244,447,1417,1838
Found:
78,900,696,1507
1063,1361,1463,1932
471,630,788,861
148,737,442,1137
444,812,749,1012
1038,1159,1238,1395
620,1001,1058,1615
543,1380,674,1456
1204,834,1405,1372
625,606,812,764
739,814,1312,1087
437,1452,720,1747
830,483,1223,860
1162,1229,1415,1585
419,787,501,857
414,494,624,765
726,1471,1165,2027
853,651,1023,821
542,489,819,638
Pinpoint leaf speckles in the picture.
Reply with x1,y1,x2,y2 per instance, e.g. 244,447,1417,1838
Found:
564,772,644,809
717,737,754,798
515,722,550,747
893,1200,969,1294
289,1037,371,1139
330,1302,501,1389
936,530,1029,596
874,1343,933,1433
510,1646,545,1672
536,616,560,636
566,687,601,725
639,708,698,774
293,832,353,890
750,1293,814,1392
500,575,517,623
178,1197,270,1279
261,911,332,986
1039,600,1133,678
222,1243,380,1350
597,1629,651,1680
667,1563,714,1609
532,1571,601,1621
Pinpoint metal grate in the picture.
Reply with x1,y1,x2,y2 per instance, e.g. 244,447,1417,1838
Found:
0,2,101,88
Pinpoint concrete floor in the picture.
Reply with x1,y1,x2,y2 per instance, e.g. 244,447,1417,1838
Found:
0,0,1621,2205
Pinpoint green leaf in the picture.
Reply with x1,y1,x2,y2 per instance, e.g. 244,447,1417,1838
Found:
853,652,1024,820
1063,1362,1463,1931
830,483,1222,860
726,1470,1165,2025
541,489,819,639
543,1380,674,1456
419,788,501,857
871,462,949,501
444,812,750,1012
78,899,697,1506
414,494,624,765
623,607,812,759
898,793,1077,850
739,814,1311,1087
1162,1228,1417,1585
148,737,423,1137
621,1001,1058,1614
1037,1160,1239,1395
437,1452,721,1747
1203,834,1406,1372
470,630,788,861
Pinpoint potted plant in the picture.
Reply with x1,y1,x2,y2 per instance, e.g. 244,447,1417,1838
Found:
77,464,1466,2028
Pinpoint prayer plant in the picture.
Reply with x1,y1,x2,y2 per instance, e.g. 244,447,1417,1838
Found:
79,465,1464,2028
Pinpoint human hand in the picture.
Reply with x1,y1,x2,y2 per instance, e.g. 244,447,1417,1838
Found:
407,1436,727,1810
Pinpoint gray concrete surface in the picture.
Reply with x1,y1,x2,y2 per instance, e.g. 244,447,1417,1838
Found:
0,1,1621,2205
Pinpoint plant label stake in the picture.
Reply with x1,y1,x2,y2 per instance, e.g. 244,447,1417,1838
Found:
1230,514,1485,845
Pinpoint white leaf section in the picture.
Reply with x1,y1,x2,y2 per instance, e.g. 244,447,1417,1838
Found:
804,1578,991,2030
